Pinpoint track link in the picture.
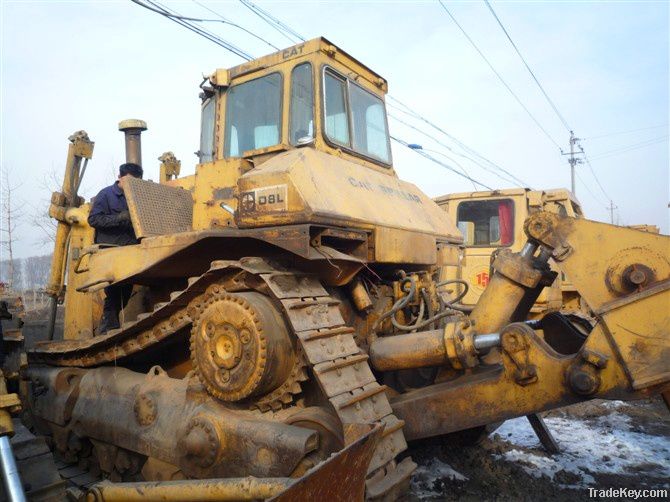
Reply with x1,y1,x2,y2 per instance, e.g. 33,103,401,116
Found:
259,268,416,498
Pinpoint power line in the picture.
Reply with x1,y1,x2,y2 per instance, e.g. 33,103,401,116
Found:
584,124,668,141
243,0,305,42
484,0,571,132
447,1,617,209
131,0,254,60
408,145,480,190
191,0,281,51
387,96,530,186
422,148,480,190
135,0,253,59
391,136,493,189
389,112,523,187
579,145,612,202
437,0,562,150
575,170,608,207
239,0,305,44
588,135,668,161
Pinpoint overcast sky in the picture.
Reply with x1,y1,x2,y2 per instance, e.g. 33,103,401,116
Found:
1,0,668,259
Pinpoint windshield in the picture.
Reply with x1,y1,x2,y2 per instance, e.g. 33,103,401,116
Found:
323,68,390,164
457,199,514,246
224,73,282,157
290,63,314,144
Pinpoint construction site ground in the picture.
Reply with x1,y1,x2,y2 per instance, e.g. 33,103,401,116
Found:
407,398,670,500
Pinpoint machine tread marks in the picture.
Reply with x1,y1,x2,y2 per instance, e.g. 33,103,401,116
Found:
28,258,415,498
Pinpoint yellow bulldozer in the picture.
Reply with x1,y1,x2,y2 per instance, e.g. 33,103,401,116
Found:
1,38,668,501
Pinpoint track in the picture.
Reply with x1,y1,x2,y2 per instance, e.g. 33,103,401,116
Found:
29,257,415,498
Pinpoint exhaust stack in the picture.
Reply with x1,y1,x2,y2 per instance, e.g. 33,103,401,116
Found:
118,119,147,166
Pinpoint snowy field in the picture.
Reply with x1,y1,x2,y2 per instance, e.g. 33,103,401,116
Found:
494,402,670,488
408,399,670,500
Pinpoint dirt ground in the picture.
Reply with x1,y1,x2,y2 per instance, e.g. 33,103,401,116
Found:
405,398,669,501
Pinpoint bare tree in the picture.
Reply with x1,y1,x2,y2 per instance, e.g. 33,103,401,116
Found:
1,168,23,290
0,260,12,284
24,254,52,290
31,165,60,246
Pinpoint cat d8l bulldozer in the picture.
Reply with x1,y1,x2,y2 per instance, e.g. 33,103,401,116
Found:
2,38,668,501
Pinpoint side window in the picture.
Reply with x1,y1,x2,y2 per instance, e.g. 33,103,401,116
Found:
199,96,216,163
324,72,350,145
224,73,282,157
457,199,515,246
350,84,390,163
290,63,314,145
322,67,391,166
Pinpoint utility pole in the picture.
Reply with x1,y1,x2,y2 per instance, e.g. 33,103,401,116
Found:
561,131,584,195
608,200,617,224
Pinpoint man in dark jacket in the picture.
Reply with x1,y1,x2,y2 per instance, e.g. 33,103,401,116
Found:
88,162,143,333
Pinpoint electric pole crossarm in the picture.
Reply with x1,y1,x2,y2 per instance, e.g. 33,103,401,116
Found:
563,131,585,195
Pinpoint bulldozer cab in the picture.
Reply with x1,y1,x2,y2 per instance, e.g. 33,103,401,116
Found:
196,37,391,170
435,188,583,313
159,37,420,232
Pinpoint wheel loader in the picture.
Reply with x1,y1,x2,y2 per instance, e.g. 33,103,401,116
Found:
434,189,593,325
1,37,668,501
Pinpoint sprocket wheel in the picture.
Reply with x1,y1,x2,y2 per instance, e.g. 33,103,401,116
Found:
189,284,306,410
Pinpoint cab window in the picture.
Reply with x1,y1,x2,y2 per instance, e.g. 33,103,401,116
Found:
324,72,350,145
224,73,282,157
199,96,216,163
457,199,514,246
350,84,389,162
323,68,391,164
290,63,314,145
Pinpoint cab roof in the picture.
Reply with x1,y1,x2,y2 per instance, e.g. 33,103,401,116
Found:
434,187,581,206
434,188,531,203
211,37,388,92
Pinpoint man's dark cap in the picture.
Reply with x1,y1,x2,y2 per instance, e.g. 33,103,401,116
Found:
119,163,143,179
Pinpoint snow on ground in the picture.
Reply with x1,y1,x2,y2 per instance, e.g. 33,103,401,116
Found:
411,458,468,498
494,402,670,488
408,400,669,499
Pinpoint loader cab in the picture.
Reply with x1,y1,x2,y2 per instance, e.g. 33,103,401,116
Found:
435,189,583,314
